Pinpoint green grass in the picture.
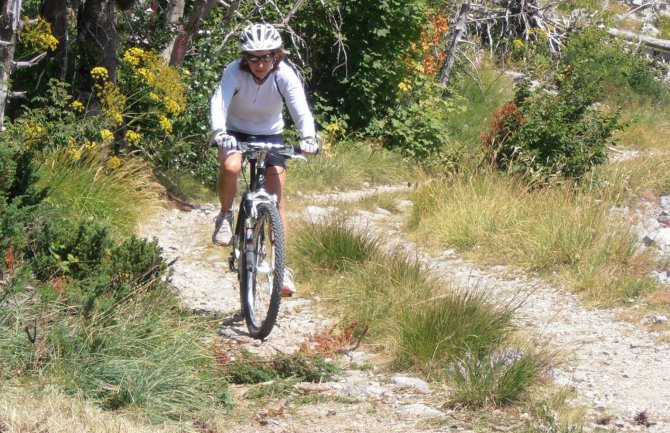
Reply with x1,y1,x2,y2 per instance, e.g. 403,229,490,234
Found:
409,171,658,306
154,167,217,206
291,218,383,276
222,352,339,385
287,140,414,195
290,217,555,405
37,148,164,238
445,61,515,148
395,289,518,373
612,101,670,152
0,272,230,423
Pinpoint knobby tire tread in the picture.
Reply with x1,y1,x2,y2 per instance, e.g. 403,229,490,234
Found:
239,202,284,339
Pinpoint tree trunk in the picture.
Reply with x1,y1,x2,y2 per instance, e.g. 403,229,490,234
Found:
160,0,186,63
440,2,469,87
76,0,118,84
40,0,69,80
0,0,22,131
167,0,239,67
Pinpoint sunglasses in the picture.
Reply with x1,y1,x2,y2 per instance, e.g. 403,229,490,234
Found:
245,53,274,63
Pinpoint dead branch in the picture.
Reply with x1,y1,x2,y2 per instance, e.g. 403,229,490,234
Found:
608,28,670,52
441,2,470,86
337,324,369,354
467,0,567,56
13,51,47,68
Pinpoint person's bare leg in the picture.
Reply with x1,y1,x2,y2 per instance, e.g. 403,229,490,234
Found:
212,150,242,246
217,149,242,211
264,165,288,243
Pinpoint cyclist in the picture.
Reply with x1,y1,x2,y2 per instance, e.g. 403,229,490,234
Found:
210,22,318,297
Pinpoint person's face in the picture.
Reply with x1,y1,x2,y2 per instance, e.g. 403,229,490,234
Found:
245,50,275,80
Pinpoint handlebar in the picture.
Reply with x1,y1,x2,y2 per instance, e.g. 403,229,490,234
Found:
234,141,318,160
210,130,322,158
237,141,293,153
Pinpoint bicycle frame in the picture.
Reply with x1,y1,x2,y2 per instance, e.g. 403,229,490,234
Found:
228,142,294,273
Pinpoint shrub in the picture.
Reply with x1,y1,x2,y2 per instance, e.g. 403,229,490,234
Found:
23,216,168,316
292,0,428,131
561,27,668,103
0,131,47,263
365,78,454,160
481,79,620,183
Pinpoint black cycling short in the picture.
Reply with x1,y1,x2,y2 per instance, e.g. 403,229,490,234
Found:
228,131,287,170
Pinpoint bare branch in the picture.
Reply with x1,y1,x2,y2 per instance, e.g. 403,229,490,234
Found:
13,51,47,68
608,27,670,51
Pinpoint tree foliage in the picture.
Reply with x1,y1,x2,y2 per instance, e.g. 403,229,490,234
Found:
292,0,428,131
482,78,620,184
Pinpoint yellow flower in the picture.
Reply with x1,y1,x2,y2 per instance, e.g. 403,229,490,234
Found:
100,129,114,144
164,97,183,116
148,92,160,102
158,115,172,134
136,68,156,85
123,47,145,66
325,121,346,138
106,156,122,170
91,66,109,81
398,81,411,92
85,141,98,151
70,100,84,112
23,121,44,139
19,17,58,52
67,147,82,161
513,38,524,49
125,129,141,146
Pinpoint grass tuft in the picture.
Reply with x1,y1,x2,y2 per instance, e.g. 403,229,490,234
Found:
395,289,518,374
288,140,414,195
291,218,382,276
37,147,164,238
409,171,658,305
291,216,555,406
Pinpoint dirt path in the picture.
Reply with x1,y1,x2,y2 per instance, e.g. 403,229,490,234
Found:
139,186,670,433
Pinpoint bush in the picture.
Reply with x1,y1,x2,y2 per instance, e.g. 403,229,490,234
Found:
482,79,620,183
561,28,668,103
0,130,47,263
365,79,453,161
23,215,168,316
292,0,428,131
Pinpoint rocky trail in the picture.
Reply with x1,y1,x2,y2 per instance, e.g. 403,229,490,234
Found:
140,185,670,433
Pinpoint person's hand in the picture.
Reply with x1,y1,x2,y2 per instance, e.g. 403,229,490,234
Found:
213,131,237,150
299,137,319,154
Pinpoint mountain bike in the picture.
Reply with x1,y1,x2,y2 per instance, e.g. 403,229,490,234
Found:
227,141,304,340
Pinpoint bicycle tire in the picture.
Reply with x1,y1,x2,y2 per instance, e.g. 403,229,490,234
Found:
239,202,285,339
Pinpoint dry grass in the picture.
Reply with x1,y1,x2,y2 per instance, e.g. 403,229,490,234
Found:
0,383,182,433
38,147,165,238
409,170,657,306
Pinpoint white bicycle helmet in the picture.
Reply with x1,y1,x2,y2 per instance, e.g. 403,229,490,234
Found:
239,23,282,52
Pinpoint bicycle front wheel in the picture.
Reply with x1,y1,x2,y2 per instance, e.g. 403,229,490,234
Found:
239,202,285,339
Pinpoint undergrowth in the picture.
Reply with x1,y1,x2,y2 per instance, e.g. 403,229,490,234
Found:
409,171,658,306
290,217,556,407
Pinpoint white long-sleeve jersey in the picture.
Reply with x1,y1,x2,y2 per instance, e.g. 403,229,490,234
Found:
210,59,316,139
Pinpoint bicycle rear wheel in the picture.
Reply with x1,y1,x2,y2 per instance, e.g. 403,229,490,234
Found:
239,202,285,339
